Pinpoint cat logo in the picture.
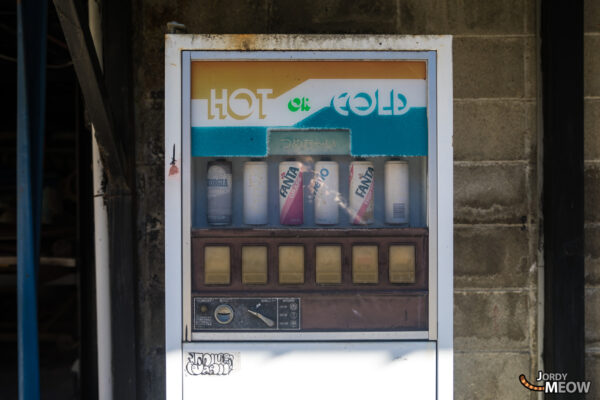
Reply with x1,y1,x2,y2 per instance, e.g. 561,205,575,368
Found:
519,372,591,394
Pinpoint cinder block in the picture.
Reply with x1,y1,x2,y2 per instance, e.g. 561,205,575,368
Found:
585,164,600,223
454,292,530,351
585,36,600,97
586,288,600,347
133,52,166,164
394,0,449,34
135,175,167,399
454,37,525,99
132,6,173,398
132,4,166,166
454,352,531,400
395,0,529,35
135,165,165,292
135,164,165,235
135,164,164,212
585,99,600,161
179,0,269,34
454,226,532,289
585,0,600,33
524,0,536,34
586,354,600,400
454,100,535,161
135,99,165,166
586,227,600,286
454,164,530,224
134,163,166,385
524,37,537,99
133,12,166,166
134,1,175,88
269,0,396,33
448,0,528,34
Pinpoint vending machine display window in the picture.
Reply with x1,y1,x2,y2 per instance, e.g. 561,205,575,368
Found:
180,50,437,339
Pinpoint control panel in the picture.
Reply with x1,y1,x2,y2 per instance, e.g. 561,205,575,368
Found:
193,297,301,331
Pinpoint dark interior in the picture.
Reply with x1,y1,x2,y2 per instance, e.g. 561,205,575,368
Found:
0,3,94,398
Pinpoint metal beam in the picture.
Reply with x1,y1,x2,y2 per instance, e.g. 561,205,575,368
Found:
542,0,585,395
53,1,138,398
17,0,48,399
101,1,138,398
106,193,137,399
52,0,128,188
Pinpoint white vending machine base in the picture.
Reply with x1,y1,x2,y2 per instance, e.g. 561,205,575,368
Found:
183,341,436,400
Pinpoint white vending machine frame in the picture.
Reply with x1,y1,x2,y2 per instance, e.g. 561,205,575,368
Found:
165,34,453,399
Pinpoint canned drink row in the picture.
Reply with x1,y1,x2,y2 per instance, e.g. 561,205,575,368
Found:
206,159,410,226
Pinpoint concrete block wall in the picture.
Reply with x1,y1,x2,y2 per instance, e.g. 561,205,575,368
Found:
585,0,600,397
448,6,539,400
131,1,543,398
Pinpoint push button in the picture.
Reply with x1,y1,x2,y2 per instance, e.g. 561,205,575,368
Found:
242,246,268,284
316,245,342,284
389,245,416,283
204,246,231,284
352,245,378,284
279,246,304,284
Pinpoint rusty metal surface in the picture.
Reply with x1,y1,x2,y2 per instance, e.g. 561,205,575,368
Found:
167,34,451,53
301,293,427,331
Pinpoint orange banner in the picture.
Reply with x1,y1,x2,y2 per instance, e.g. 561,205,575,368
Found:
191,60,427,99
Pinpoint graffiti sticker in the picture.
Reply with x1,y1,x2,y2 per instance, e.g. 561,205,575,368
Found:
185,352,234,376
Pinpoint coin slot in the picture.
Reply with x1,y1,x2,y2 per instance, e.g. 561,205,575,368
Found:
214,304,234,325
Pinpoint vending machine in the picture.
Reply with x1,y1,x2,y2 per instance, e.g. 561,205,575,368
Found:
165,35,453,399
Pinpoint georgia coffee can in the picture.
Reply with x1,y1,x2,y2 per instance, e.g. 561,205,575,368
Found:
349,161,374,225
313,161,339,225
385,160,409,224
243,161,268,225
279,160,303,225
207,160,232,225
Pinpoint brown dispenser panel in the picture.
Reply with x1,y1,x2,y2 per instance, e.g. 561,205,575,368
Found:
191,228,428,332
